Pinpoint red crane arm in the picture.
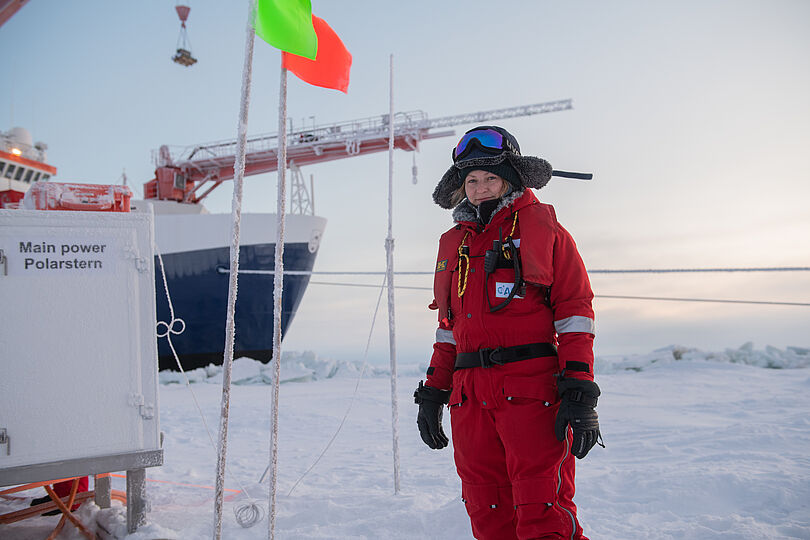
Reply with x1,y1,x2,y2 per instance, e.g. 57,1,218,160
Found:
143,100,572,204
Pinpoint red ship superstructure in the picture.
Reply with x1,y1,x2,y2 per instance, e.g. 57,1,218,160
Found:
0,127,57,208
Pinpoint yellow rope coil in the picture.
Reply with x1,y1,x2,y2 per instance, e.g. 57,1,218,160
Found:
502,212,519,260
457,231,470,298
457,211,519,297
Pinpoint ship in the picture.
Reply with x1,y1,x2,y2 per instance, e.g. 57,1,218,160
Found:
2,100,575,370
139,199,325,371
1,125,326,372
0,127,56,207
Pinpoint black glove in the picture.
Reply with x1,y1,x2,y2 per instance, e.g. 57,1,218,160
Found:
414,381,451,449
554,376,604,459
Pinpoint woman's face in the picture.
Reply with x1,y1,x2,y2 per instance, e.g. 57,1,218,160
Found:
464,170,506,206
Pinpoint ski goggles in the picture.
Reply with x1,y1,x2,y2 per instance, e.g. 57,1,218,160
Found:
452,128,519,161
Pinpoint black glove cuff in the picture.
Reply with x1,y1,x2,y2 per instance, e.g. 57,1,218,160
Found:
557,376,600,408
414,380,451,405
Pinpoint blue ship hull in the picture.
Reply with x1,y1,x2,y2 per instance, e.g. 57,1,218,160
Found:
155,241,317,371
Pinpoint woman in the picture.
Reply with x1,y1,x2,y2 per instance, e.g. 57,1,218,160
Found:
414,126,602,540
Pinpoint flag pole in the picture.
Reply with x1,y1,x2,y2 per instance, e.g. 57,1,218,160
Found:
268,60,289,540
214,0,255,538
385,53,401,495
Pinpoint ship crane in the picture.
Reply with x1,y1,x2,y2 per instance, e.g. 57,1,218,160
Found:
143,99,573,205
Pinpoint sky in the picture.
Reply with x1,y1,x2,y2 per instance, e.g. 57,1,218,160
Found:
2,0,809,364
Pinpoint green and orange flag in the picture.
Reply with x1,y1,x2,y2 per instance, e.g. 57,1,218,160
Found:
253,0,352,93
282,15,352,93
254,0,318,60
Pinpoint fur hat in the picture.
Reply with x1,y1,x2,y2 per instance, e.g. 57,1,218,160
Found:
432,125,553,209
457,161,522,192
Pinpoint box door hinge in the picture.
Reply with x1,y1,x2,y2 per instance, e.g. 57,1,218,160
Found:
0,428,9,455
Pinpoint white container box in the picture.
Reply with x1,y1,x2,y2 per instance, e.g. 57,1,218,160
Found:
0,208,162,486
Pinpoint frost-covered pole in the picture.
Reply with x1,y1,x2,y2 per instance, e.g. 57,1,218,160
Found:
214,1,255,538
268,62,289,540
386,53,401,495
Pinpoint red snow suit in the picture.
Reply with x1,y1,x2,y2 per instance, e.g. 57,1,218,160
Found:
52,476,89,511
426,189,594,540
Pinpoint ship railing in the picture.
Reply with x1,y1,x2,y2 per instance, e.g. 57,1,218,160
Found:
152,110,429,168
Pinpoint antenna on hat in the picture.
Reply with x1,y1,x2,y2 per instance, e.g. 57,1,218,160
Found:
552,170,593,180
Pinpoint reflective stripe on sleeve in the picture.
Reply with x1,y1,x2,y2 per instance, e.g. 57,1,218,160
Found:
554,315,595,334
436,328,456,345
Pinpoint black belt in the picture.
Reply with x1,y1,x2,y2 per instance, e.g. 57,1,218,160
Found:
455,342,557,370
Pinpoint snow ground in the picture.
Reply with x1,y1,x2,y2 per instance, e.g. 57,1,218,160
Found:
2,344,809,539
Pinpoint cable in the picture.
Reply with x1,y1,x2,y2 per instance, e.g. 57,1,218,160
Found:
220,266,810,276
596,294,810,307
305,281,809,307
218,267,428,275
274,275,389,497
309,280,430,290
588,266,810,274
155,244,264,528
